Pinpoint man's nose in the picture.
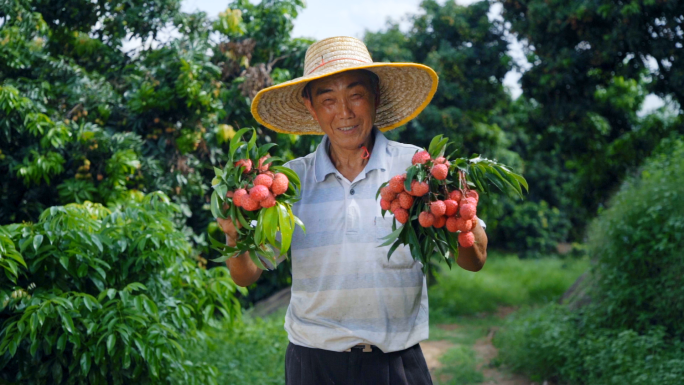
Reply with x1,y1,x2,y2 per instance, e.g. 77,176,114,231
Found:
337,99,355,119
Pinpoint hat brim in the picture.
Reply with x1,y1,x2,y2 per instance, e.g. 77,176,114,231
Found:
251,63,439,135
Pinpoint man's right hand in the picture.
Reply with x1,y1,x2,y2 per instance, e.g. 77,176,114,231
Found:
216,217,263,287
217,216,241,247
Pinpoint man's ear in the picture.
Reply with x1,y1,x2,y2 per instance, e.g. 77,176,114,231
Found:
302,95,319,122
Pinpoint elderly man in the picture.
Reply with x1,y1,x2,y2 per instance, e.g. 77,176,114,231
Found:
218,36,487,385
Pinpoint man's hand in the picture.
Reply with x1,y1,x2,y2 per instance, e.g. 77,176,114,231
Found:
456,219,487,272
216,217,263,287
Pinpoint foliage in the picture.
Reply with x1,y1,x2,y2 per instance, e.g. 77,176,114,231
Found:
184,310,289,385
494,137,684,384
433,345,484,384
493,200,572,259
499,0,684,236
585,136,684,337
208,128,304,268
0,192,243,384
0,0,314,306
495,305,684,385
429,253,588,321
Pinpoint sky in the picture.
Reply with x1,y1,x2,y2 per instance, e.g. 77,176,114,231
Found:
179,0,665,114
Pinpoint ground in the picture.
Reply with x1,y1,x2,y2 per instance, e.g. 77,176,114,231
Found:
422,306,553,385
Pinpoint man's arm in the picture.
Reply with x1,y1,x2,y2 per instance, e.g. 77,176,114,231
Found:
217,217,263,287
456,218,487,272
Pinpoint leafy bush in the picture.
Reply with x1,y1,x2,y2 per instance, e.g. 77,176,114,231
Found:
488,199,572,259
494,137,684,384
0,192,243,384
429,253,588,320
586,137,684,336
495,305,684,385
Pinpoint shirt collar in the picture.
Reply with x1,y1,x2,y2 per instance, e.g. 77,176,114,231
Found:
314,126,389,183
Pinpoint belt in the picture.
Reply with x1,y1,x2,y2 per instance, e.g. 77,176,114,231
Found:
344,343,376,353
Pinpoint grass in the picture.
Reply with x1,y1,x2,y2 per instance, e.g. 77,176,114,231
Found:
427,252,590,384
428,251,590,322
184,308,289,385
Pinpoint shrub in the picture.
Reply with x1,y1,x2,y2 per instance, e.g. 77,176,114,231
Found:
495,305,684,385
494,137,684,384
586,137,684,336
493,199,572,259
0,192,243,384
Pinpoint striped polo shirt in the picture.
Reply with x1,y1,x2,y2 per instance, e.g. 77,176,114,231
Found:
266,127,485,353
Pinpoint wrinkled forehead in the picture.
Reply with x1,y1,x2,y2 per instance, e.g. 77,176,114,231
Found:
307,70,376,95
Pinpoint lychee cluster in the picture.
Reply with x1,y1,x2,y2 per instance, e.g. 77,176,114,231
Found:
380,173,430,225
228,157,290,212
381,149,481,248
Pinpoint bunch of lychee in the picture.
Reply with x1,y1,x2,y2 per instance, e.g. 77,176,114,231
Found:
225,155,289,212
379,150,481,248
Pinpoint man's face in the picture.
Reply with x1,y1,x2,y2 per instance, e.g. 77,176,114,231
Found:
302,70,378,151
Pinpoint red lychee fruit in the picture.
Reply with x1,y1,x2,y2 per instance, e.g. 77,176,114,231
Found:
390,199,402,214
233,189,248,207
389,174,407,193
434,156,446,164
431,164,448,180
261,170,275,178
459,203,477,220
380,199,391,211
458,231,475,248
240,195,260,211
466,190,479,202
260,192,276,208
446,217,459,233
249,185,270,202
454,217,473,232
380,186,397,202
430,200,446,217
412,150,431,165
433,215,447,229
235,159,252,173
449,190,463,201
254,174,273,189
419,212,435,227
408,181,429,197
462,197,478,207
225,190,235,198
444,199,458,216
398,192,414,209
257,155,271,172
272,173,289,195
394,208,409,224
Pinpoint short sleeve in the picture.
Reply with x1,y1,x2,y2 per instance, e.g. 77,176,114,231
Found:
478,217,486,230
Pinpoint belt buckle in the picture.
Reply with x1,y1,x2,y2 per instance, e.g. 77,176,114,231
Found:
344,343,373,353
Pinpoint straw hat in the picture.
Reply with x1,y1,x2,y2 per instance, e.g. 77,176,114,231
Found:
250,36,438,135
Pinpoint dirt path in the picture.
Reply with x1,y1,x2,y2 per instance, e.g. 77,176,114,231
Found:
422,306,546,385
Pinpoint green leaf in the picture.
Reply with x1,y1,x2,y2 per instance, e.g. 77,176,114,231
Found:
247,128,258,153
229,128,251,159
106,334,116,355
33,234,43,251
277,203,293,253
378,224,405,247
81,353,91,376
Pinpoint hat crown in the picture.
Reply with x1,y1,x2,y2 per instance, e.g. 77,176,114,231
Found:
303,36,373,76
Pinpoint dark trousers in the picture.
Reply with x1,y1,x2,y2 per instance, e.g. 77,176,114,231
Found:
285,342,434,385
